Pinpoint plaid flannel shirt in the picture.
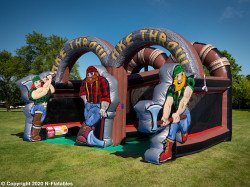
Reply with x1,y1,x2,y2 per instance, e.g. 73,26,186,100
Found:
80,76,111,103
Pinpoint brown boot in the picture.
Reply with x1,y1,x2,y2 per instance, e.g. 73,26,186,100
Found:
31,126,42,141
76,123,93,145
77,123,87,137
159,139,174,163
31,113,43,141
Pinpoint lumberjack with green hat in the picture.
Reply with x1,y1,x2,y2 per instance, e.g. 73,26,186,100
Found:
29,73,55,141
159,65,195,163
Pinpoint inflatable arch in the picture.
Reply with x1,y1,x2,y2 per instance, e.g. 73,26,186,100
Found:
17,28,232,157
107,28,204,77
51,37,114,83
49,37,124,146
50,28,208,145
124,47,168,74
104,28,231,157
105,28,205,141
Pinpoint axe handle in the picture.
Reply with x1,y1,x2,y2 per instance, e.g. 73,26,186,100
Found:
99,117,105,140
157,115,187,125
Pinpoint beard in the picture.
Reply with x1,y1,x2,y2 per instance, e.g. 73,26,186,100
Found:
86,73,99,84
173,75,187,92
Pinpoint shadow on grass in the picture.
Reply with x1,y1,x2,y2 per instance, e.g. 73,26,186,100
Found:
111,133,151,159
12,126,151,160
11,132,24,139
111,140,150,159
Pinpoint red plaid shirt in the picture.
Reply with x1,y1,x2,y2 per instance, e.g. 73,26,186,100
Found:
80,76,111,103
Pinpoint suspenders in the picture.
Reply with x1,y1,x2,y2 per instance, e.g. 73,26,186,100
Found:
85,80,99,103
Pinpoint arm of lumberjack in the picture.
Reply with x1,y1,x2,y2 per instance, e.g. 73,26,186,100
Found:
100,101,110,118
47,74,55,94
80,95,87,104
31,78,52,100
172,86,193,123
161,96,174,126
49,85,55,94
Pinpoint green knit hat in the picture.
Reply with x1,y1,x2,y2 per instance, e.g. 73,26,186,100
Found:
32,75,41,83
173,65,184,78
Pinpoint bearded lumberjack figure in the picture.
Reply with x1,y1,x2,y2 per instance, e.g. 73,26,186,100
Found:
29,73,55,141
159,65,195,163
76,66,111,144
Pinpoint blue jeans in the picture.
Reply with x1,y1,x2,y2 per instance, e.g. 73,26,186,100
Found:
167,108,191,141
30,104,47,123
84,102,101,126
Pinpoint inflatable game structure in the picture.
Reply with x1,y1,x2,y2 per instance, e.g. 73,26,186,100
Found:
17,28,232,163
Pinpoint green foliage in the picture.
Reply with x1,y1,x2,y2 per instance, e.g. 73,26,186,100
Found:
220,50,250,109
0,80,21,111
0,51,27,80
247,75,250,80
220,50,242,80
0,51,25,111
70,62,81,80
203,65,210,76
16,32,68,75
232,75,250,109
16,31,81,79
0,32,82,111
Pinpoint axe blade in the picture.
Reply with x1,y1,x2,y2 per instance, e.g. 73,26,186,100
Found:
146,104,162,131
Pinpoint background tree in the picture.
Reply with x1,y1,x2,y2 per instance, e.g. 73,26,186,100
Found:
221,50,250,109
0,32,81,111
0,51,27,111
246,75,250,80
16,31,81,79
221,50,242,80
70,62,81,80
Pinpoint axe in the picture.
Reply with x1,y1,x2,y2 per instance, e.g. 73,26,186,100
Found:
147,104,187,131
146,104,162,131
99,117,105,140
157,115,187,126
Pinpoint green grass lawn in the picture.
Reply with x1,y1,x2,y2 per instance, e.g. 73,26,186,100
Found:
0,109,249,187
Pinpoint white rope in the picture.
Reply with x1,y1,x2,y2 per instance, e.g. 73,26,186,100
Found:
209,57,230,72
199,44,215,63
149,49,164,66
137,48,145,64
129,58,137,68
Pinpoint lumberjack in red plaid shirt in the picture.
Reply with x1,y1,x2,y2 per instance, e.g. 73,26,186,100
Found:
77,66,111,145
80,71,111,104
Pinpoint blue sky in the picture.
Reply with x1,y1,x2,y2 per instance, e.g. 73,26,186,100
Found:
0,0,249,78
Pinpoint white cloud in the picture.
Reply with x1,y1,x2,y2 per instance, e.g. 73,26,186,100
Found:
220,0,249,20
220,6,245,20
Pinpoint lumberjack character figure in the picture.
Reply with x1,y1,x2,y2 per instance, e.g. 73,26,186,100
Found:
29,73,55,141
76,66,111,144
159,65,195,163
